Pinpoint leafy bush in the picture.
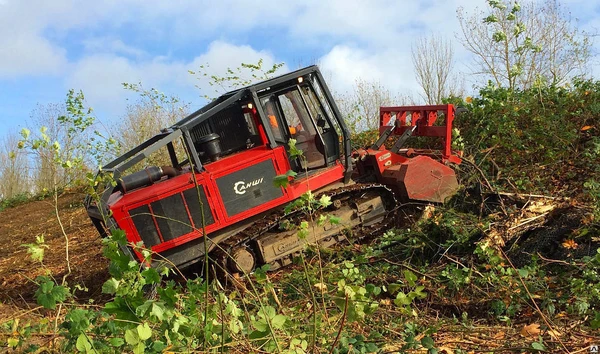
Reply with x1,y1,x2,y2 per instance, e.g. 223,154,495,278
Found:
455,79,600,194
0,192,31,211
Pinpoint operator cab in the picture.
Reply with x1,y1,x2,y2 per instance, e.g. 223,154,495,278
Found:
180,68,346,176
259,80,339,172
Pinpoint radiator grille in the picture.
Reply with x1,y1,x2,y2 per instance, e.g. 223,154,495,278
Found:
128,186,214,247
189,104,249,155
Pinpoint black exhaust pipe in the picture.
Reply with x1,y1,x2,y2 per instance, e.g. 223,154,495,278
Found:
117,166,180,193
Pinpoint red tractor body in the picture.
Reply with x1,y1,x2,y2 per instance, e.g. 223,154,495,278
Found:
86,66,462,273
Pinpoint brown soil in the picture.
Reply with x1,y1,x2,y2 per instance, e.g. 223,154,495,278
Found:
0,191,109,319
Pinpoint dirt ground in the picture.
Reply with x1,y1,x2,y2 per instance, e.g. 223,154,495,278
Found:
0,191,109,320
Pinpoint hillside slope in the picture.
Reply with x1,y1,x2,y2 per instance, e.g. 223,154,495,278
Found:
0,191,108,318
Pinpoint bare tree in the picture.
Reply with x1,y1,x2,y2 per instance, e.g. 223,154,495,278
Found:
457,0,591,90
336,79,414,133
117,85,189,167
26,103,91,192
412,35,458,104
0,133,30,199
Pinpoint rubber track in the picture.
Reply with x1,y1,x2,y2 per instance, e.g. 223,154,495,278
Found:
210,183,397,279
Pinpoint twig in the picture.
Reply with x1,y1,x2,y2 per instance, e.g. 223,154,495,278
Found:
536,253,585,267
441,254,486,280
328,294,348,354
499,248,571,354
380,258,436,280
53,185,71,286
569,346,598,354
270,286,282,309
463,158,508,216
496,192,566,200
0,306,44,325
507,212,550,231
481,346,548,352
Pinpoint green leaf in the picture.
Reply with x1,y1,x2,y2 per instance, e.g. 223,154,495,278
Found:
403,270,418,287
150,302,166,321
259,306,277,319
249,330,269,339
421,336,435,349
141,268,161,284
319,195,332,208
137,323,152,341
159,266,170,277
317,214,327,226
23,243,45,262
300,221,309,230
271,314,287,330
412,286,427,299
7,338,19,348
108,337,124,347
76,334,92,352
66,309,91,335
125,329,139,345
297,229,309,240
492,31,507,42
133,342,145,354
273,174,290,188
141,248,152,260
111,229,127,246
253,319,269,332
157,284,178,307
301,340,308,350
531,342,546,351
136,301,152,318
394,292,412,306
483,15,498,23
590,312,600,329
288,139,303,158
387,283,401,295
152,341,166,352
102,278,120,294
104,298,139,322
329,215,341,224
273,170,297,188
34,279,69,310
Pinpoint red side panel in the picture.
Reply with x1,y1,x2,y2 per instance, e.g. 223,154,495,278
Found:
108,145,344,262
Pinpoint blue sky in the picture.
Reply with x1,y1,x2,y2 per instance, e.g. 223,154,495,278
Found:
0,0,598,139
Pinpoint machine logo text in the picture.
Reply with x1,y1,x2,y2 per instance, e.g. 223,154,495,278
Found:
234,178,264,195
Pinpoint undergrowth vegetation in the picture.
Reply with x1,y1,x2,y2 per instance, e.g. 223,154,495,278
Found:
1,76,600,353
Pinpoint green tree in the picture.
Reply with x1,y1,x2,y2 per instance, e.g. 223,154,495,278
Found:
457,0,591,90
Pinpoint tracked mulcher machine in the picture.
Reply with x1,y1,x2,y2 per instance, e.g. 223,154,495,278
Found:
85,65,462,275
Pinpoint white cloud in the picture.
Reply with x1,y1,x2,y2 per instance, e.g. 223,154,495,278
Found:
319,45,419,100
0,0,598,103
0,1,65,77
189,41,289,92
82,38,147,59
0,32,67,78
64,40,287,114
0,0,123,78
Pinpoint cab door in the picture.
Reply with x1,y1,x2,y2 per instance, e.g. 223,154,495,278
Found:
259,84,339,172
